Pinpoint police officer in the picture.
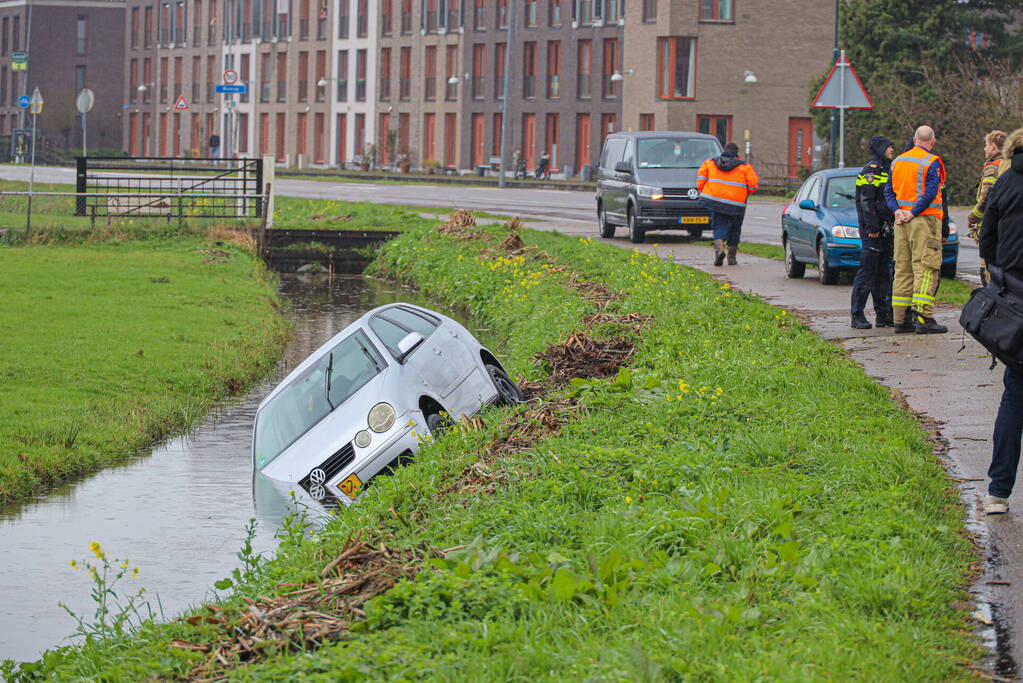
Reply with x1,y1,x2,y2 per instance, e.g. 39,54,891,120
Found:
884,125,948,334
850,136,896,329
968,130,1007,284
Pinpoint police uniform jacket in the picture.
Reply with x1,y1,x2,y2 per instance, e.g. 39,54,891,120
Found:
855,136,895,249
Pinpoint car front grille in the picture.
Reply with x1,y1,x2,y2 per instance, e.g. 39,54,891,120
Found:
299,442,355,500
661,187,697,199
639,205,708,217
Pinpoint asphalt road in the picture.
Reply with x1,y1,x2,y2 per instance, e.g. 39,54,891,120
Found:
0,164,981,279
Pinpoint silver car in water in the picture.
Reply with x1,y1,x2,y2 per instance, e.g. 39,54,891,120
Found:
253,303,523,505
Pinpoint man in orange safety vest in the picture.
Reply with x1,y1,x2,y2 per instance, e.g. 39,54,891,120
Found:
697,142,759,266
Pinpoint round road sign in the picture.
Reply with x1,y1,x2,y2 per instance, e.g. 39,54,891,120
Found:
76,88,95,114
17,94,29,108
223,69,239,85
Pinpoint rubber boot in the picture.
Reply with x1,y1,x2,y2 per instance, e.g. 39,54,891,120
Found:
713,240,725,267
727,246,738,266
914,316,948,334
850,313,872,330
894,308,916,334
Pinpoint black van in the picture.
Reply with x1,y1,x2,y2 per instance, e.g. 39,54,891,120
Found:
595,131,722,243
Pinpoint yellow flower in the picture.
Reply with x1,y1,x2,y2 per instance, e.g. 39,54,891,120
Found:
625,496,633,504
131,567,139,578
69,559,78,570
120,560,129,569
90,541,103,559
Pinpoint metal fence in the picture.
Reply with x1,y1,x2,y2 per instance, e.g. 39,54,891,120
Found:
74,156,265,220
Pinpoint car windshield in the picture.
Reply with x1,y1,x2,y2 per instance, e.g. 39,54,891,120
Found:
637,138,721,169
825,175,858,209
254,330,385,469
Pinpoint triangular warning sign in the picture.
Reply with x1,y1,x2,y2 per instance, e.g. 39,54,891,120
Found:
812,54,872,109
173,95,190,110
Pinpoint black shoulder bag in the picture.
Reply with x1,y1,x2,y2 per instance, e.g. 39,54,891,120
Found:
960,264,1023,372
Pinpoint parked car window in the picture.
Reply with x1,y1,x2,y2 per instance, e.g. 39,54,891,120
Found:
824,175,857,209
253,330,384,468
621,138,635,168
370,306,440,358
637,137,720,169
802,176,821,206
599,138,625,169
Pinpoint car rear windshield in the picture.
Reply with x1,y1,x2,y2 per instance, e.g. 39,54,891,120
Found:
824,175,857,209
254,330,385,469
637,137,721,169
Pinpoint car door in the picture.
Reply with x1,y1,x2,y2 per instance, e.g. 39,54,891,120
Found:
791,176,822,259
598,138,627,221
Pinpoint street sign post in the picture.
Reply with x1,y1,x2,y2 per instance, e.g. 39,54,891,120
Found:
223,69,239,85
16,94,29,109
173,94,190,110
26,87,43,236
11,129,30,161
11,51,27,71
812,50,872,168
215,83,247,94
76,88,95,158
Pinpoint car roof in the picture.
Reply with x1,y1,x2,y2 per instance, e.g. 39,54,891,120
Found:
813,167,860,179
605,131,719,142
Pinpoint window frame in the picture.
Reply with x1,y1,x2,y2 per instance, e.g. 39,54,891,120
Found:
657,36,697,100
699,0,733,22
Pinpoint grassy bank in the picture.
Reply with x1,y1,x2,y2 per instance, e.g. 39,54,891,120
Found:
0,231,289,505
13,215,982,680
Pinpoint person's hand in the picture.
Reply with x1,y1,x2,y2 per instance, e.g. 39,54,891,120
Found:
894,209,912,225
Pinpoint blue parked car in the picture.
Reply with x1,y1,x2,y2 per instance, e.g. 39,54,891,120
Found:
781,168,959,284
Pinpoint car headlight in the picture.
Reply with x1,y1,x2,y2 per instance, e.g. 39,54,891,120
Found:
354,429,372,448
367,402,396,433
832,225,861,239
948,220,958,235
636,185,663,200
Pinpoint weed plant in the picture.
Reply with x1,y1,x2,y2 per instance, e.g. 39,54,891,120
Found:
13,222,980,680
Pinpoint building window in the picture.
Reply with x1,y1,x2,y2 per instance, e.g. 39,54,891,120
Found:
545,113,559,170
549,0,561,25
130,7,140,48
143,57,152,102
493,112,502,156
337,49,348,101
546,41,560,98
642,0,656,21
494,42,505,99
129,59,139,103
700,0,732,21
496,0,507,28
238,113,249,153
298,0,310,38
577,0,591,25
76,15,87,54
398,112,409,156
444,113,456,167
474,0,485,29
206,0,215,42
277,52,288,102
600,112,616,144
12,15,19,51
315,50,326,102
298,51,309,101
354,113,365,156
381,0,392,34
445,44,458,100
425,0,438,31
357,0,368,36
424,45,437,100
423,112,435,161
401,0,412,33
318,0,328,39
338,0,349,37
639,113,654,131
240,53,250,103
601,38,618,98
525,0,537,26
523,41,536,98
379,47,391,100
602,0,619,23
378,113,389,164
577,39,591,99
260,52,271,102
471,43,485,99
658,37,696,99
698,114,731,146
75,65,87,91
399,46,411,99
355,48,367,101
336,113,347,163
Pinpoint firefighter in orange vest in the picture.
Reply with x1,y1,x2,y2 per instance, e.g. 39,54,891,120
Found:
883,125,947,334
697,142,759,266
969,130,1008,284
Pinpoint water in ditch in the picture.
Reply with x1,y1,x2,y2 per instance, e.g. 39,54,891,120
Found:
0,274,487,663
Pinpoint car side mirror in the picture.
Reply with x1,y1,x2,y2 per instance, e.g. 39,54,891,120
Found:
614,161,633,174
798,199,817,210
396,332,424,363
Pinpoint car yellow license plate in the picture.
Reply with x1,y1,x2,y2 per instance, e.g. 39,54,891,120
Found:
338,473,363,500
678,216,710,224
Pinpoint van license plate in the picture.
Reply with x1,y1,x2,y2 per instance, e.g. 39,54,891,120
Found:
679,217,710,224
338,473,363,500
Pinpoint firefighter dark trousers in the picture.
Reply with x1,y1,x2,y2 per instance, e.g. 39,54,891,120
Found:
892,214,942,321
850,238,893,321
990,365,1023,498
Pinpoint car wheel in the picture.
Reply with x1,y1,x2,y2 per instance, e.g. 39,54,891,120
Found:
628,206,645,243
486,364,525,405
941,261,957,279
817,240,838,285
598,203,615,239
425,411,453,437
784,239,806,279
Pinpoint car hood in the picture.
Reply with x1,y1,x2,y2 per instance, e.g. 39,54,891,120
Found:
826,206,859,226
633,167,700,188
259,366,403,483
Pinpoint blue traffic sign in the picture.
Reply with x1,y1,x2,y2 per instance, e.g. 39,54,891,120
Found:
17,95,29,108
215,84,248,94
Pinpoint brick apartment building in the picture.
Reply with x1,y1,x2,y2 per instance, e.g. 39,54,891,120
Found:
0,0,125,154
121,0,835,178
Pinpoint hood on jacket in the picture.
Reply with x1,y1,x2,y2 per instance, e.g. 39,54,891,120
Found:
714,152,745,173
869,136,893,166
1012,150,1023,175
1004,127,1023,162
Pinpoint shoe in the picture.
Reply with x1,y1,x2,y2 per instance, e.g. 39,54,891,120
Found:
713,239,725,267
914,317,948,334
851,314,872,330
727,246,738,266
875,319,895,328
894,318,916,333
985,495,1009,515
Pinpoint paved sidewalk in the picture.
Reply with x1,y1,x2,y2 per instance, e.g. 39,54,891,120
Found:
534,222,1020,677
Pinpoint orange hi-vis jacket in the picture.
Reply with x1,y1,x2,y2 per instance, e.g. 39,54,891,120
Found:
696,157,759,209
890,146,946,219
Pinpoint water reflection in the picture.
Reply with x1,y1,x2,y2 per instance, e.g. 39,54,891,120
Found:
0,275,473,663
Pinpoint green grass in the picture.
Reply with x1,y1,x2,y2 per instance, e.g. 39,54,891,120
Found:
692,239,977,307
16,218,980,680
0,234,289,505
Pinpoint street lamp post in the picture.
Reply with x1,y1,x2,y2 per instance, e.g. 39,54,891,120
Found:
497,0,517,188
830,0,839,168
26,87,43,237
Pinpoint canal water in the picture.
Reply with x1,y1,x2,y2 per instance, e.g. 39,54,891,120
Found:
0,275,475,663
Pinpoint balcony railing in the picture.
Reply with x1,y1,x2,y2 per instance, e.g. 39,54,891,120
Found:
174,84,182,98
159,84,168,101
277,80,287,101
206,83,214,102
425,10,438,31
159,28,170,45
424,76,435,100
242,22,252,40
338,14,348,37
401,11,411,32
144,29,152,46
547,74,559,98
174,27,185,44
260,81,270,101
445,78,457,100
379,77,390,100
262,21,273,39
315,81,325,101
298,79,308,101
399,77,410,99
523,75,534,98
299,18,309,38
495,75,503,99
356,13,367,36
207,25,216,44
193,25,202,44
337,80,347,101
602,75,617,98
472,76,483,99
578,74,591,98
317,17,327,39
381,12,392,34
240,81,250,102
355,80,366,101
446,8,459,26
192,82,200,100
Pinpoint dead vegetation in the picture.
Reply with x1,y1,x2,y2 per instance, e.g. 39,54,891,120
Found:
172,533,420,682
436,209,486,239
532,332,638,387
